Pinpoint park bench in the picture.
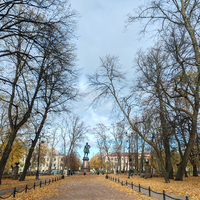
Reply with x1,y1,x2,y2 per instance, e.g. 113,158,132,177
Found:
25,173,52,176
152,173,164,177
2,175,12,179
133,173,141,176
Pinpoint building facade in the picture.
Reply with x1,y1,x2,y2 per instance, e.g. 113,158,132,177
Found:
19,151,65,173
101,152,151,172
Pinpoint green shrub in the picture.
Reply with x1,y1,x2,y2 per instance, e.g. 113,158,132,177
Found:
140,173,145,178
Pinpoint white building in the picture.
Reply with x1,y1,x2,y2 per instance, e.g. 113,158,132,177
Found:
19,151,65,172
102,152,151,172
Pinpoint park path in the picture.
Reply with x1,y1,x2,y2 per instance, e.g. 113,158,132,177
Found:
42,175,138,200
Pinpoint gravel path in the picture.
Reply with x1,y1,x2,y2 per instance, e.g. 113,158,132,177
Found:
42,175,136,200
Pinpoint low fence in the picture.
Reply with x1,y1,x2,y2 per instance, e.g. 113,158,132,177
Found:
2,173,53,179
24,173,52,176
106,176,189,200
0,176,63,199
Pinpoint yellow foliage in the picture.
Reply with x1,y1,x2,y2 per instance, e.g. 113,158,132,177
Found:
90,155,102,171
3,138,26,173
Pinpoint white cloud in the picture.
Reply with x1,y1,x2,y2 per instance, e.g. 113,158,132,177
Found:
68,0,154,158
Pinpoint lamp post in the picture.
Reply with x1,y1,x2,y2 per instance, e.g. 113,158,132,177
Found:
36,138,44,180
126,132,133,179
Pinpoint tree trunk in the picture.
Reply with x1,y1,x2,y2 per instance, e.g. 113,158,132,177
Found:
158,88,173,180
135,134,138,172
19,111,47,181
140,141,145,173
48,148,54,173
157,155,161,172
193,163,198,176
19,139,38,181
159,155,170,183
0,130,17,184
119,154,121,173
184,169,188,177
176,119,197,180
164,141,174,179
113,91,170,182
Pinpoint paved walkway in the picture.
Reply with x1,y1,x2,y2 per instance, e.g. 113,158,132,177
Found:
43,175,136,200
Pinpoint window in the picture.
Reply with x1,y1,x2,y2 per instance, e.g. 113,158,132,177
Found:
54,158,56,161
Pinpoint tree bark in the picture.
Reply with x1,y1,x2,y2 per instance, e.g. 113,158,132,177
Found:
193,163,198,176
19,139,37,181
156,79,174,180
140,141,145,172
19,111,48,181
48,145,54,173
176,119,197,180
0,130,17,184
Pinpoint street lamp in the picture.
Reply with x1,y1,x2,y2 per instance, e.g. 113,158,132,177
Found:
126,132,133,179
36,138,44,180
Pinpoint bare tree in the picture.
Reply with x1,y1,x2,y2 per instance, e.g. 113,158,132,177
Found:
93,123,112,172
87,55,171,182
127,0,200,181
110,122,125,173
61,115,88,172
135,44,174,179
0,1,79,182
47,129,59,173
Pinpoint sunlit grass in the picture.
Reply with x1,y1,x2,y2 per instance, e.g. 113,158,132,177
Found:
109,173,200,200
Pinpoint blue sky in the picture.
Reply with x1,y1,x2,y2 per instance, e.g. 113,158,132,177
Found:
68,0,153,159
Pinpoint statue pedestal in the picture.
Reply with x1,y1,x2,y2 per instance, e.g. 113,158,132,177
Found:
12,163,19,180
145,164,152,178
81,157,90,173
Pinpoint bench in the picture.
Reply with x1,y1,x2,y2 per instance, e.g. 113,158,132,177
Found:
2,175,12,179
152,173,164,177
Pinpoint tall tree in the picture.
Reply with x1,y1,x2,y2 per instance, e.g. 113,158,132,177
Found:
61,115,88,172
93,123,112,173
87,55,170,182
135,44,174,179
110,122,125,173
47,129,59,173
127,0,200,181
0,1,79,183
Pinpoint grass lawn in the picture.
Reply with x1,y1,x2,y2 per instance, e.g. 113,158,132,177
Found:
109,173,200,200
0,175,66,200
0,175,61,190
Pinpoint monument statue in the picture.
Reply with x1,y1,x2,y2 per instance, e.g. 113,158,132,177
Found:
84,142,91,158
81,142,91,173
